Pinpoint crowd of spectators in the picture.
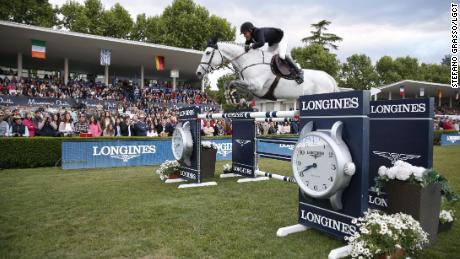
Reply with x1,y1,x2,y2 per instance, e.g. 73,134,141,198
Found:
434,106,460,131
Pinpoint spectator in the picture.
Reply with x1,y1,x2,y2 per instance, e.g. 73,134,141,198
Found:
88,116,102,137
59,112,74,136
103,123,116,137
11,116,27,137
38,114,58,137
154,118,163,134
164,118,174,136
203,121,215,137
214,120,225,136
147,125,158,137
268,122,277,135
74,114,89,134
0,113,9,136
119,116,131,136
132,115,148,136
114,117,122,136
279,122,291,134
22,112,36,137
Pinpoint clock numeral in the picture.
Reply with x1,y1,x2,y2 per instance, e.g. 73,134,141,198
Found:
331,164,336,170
329,152,333,158
300,150,305,155
299,171,304,177
323,184,327,189
305,180,309,186
314,185,318,191
328,176,334,182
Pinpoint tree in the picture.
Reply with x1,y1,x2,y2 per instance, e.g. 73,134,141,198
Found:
418,63,450,84
131,14,149,41
59,0,89,33
393,56,419,81
375,56,402,85
147,0,235,50
0,0,57,27
302,20,343,50
82,0,105,35
339,54,378,89
291,44,341,78
101,3,133,39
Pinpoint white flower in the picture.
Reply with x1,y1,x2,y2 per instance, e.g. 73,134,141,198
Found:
386,167,398,179
395,166,411,181
412,166,426,180
378,166,388,177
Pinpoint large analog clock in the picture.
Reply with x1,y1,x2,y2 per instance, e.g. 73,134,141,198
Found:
172,121,194,166
292,121,356,210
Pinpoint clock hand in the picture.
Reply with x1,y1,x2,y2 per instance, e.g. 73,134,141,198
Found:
300,163,317,175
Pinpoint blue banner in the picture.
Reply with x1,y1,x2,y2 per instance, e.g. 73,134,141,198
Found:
441,134,460,146
62,140,174,169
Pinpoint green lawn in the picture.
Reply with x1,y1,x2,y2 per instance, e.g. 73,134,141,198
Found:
0,146,459,258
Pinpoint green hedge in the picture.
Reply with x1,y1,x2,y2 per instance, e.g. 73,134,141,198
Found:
0,137,169,169
434,130,459,145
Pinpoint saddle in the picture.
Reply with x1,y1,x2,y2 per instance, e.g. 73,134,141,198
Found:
270,54,298,81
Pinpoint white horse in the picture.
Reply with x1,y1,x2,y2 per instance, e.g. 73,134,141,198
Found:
196,40,339,101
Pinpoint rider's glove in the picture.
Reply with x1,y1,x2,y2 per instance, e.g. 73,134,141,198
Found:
244,44,251,52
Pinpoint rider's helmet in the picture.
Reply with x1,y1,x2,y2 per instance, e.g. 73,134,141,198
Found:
240,22,255,34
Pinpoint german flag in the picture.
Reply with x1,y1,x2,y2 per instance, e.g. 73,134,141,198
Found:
31,39,46,59
155,56,164,71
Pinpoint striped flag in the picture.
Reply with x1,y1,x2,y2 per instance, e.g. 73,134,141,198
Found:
420,87,425,97
155,56,165,71
399,85,405,97
31,39,46,59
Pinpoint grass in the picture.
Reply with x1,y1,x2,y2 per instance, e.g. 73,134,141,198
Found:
0,146,459,258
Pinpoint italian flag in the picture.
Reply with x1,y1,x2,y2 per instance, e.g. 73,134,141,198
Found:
155,56,164,71
31,39,46,59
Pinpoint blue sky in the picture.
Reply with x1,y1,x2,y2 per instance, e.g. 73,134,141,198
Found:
50,0,451,64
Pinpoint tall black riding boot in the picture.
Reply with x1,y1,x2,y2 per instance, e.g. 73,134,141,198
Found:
285,56,304,84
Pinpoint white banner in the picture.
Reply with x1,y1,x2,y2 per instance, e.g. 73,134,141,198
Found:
100,49,111,66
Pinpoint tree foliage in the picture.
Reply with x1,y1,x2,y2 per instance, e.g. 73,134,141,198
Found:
302,20,343,50
339,54,379,89
0,0,57,27
291,44,341,78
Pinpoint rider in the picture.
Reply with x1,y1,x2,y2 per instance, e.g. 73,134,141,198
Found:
240,22,304,84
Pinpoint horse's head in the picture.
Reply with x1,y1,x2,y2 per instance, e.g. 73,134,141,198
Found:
196,37,224,79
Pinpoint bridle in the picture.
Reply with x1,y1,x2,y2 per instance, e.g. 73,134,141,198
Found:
199,45,247,75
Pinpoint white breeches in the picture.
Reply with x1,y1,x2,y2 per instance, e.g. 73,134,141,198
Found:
267,35,288,59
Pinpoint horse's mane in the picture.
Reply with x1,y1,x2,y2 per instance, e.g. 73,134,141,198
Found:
218,41,246,48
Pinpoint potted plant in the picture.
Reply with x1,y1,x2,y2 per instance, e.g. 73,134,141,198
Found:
438,209,455,232
346,210,428,259
375,160,458,245
200,141,217,178
155,160,180,181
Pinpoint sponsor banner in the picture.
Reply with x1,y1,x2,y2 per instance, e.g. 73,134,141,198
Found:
299,90,370,117
298,201,357,239
441,134,460,146
368,98,433,209
257,138,297,158
232,119,256,177
62,140,173,169
369,98,433,118
0,95,76,107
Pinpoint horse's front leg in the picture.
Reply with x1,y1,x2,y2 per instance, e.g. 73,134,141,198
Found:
225,80,254,105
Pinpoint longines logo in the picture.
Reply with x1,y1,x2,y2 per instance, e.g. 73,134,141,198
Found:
111,154,140,162
447,135,460,143
213,142,232,157
371,103,426,114
93,145,156,162
235,139,251,147
28,99,54,106
300,210,357,235
307,151,324,159
179,110,195,117
372,151,421,164
233,165,252,175
280,144,294,150
301,97,359,111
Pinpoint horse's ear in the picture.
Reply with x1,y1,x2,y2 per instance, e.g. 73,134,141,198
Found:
207,36,218,49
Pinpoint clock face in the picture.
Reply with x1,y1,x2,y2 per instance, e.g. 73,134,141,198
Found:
292,134,338,196
172,128,184,160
